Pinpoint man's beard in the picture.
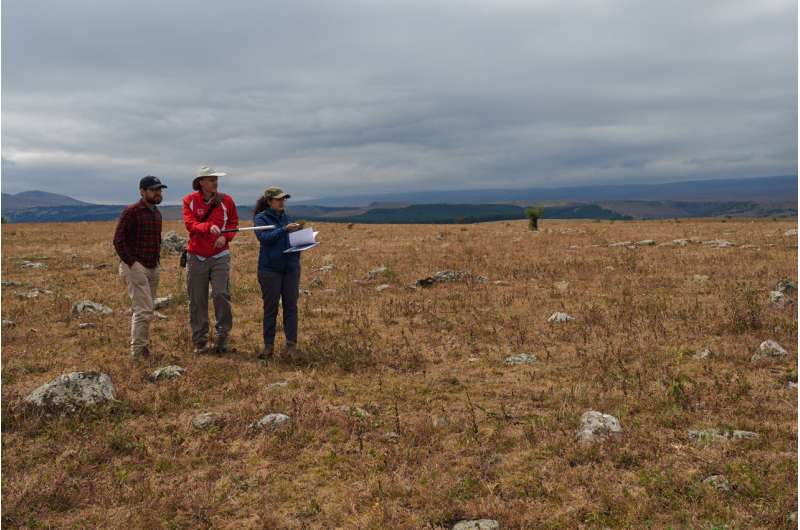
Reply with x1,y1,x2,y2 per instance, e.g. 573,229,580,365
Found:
151,195,163,204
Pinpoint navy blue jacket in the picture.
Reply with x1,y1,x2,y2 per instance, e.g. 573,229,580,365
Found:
254,208,301,273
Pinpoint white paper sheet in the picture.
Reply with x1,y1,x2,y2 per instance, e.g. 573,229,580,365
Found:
288,227,318,247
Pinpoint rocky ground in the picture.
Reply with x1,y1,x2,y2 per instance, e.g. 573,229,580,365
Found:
1,218,797,529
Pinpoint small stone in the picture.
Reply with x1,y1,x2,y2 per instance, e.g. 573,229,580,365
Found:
730,430,758,440
775,278,796,295
452,520,500,530
192,412,222,430
317,264,335,273
703,239,734,248
688,429,727,443
21,260,46,269
2,320,16,327
308,276,324,288
493,280,510,286
672,239,689,246
769,290,791,307
548,312,574,323
149,365,186,382
24,372,116,411
331,405,372,418
1,280,21,286
692,274,710,284
153,296,172,310
476,275,489,284
376,284,391,292
703,475,731,492
693,348,716,360
249,413,291,432
266,380,288,391
504,353,537,365
383,431,400,443
553,281,569,292
608,241,633,247
759,340,788,357
366,266,388,279
784,228,797,236
71,300,113,316
78,323,96,329
636,239,656,246
576,411,622,444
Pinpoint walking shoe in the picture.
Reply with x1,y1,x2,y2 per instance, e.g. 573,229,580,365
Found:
283,342,298,357
257,345,274,361
194,344,210,355
214,342,229,355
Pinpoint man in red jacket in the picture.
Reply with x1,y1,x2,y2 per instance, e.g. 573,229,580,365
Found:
183,166,239,354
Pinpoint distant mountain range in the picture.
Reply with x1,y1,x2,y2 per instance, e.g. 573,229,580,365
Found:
1,175,796,224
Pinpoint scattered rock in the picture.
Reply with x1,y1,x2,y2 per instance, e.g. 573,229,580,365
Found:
416,269,473,287
192,412,223,430
249,413,291,432
71,300,113,316
688,428,759,443
383,431,400,443
317,264,335,273
492,280,510,286
608,241,633,248
476,275,489,284
775,278,796,295
548,312,574,323
671,239,690,246
376,284,391,292
153,296,172,310
331,405,372,418
752,340,789,363
265,381,288,391
21,260,46,269
703,475,731,492
702,239,734,248
452,520,500,530
693,348,716,360
161,231,187,253
78,323,96,329
785,228,797,236
16,288,53,299
308,276,324,288
1,280,21,286
504,353,537,366
2,320,15,327
149,365,186,382
692,274,710,284
366,266,389,279
636,239,656,246
553,281,569,292
769,290,791,307
24,372,116,411
576,411,622,444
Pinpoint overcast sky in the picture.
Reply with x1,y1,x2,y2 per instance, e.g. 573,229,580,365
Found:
2,0,797,203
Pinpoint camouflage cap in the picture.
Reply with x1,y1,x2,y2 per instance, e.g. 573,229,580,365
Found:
264,187,291,199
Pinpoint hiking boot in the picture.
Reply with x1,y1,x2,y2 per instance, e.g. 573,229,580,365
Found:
194,344,210,355
283,341,298,357
257,345,274,361
214,342,229,355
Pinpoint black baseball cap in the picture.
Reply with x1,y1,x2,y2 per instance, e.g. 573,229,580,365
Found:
139,176,167,190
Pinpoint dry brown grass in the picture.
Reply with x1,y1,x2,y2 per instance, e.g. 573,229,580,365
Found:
1,217,797,529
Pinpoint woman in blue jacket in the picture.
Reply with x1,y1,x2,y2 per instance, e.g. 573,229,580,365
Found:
253,187,303,360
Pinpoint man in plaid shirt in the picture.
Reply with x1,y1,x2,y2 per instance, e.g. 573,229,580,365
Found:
113,176,168,359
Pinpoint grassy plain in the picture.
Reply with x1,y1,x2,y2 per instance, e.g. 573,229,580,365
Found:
1,218,797,529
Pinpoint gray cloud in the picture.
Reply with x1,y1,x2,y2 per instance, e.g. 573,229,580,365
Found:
2,0,796,203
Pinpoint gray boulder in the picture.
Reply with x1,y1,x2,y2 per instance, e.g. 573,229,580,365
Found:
703,475,731,492
548,312,574,323
504,353,537,366
576,411,622,444
161,231,187,254
249,413,291,432
25,372,115,411
754,340,789,362
192,412,223,430
769,290,791,307
149,365,186,382
72,300,113,316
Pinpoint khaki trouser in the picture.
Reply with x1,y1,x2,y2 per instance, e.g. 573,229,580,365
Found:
187,253,232,348
118,261,159,356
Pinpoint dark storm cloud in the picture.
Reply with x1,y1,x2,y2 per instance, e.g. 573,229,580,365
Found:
2,0,796,203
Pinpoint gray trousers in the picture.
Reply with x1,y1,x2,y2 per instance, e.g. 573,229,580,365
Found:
258,267,300,348
187,253,232,347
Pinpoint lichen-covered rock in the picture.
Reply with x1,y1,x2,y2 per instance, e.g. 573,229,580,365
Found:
71,300,113,316
366,266,389,279
504,353,537,365
759,340,788,357
703,475,731,492
452,519,500,530
25,372,115,411
775,278,796,295
548,312,574,323
161,231,187,254
149,365,186,382
688,428,759,443
249,413,291,432
636,239,656,246
192,412,223,429
576,411,622,444
693,348,716,360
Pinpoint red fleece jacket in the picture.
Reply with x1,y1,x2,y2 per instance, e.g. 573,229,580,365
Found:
182,191,239,257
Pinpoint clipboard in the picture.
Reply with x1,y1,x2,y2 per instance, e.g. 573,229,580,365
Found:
284,242,320,253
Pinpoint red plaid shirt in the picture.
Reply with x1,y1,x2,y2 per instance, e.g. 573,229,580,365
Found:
113,200,162,268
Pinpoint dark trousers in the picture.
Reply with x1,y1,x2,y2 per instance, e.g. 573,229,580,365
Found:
258,267,300,348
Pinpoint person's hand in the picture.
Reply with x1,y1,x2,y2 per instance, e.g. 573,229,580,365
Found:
213,235,226,249
286,223,301,233
210,225,221,236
